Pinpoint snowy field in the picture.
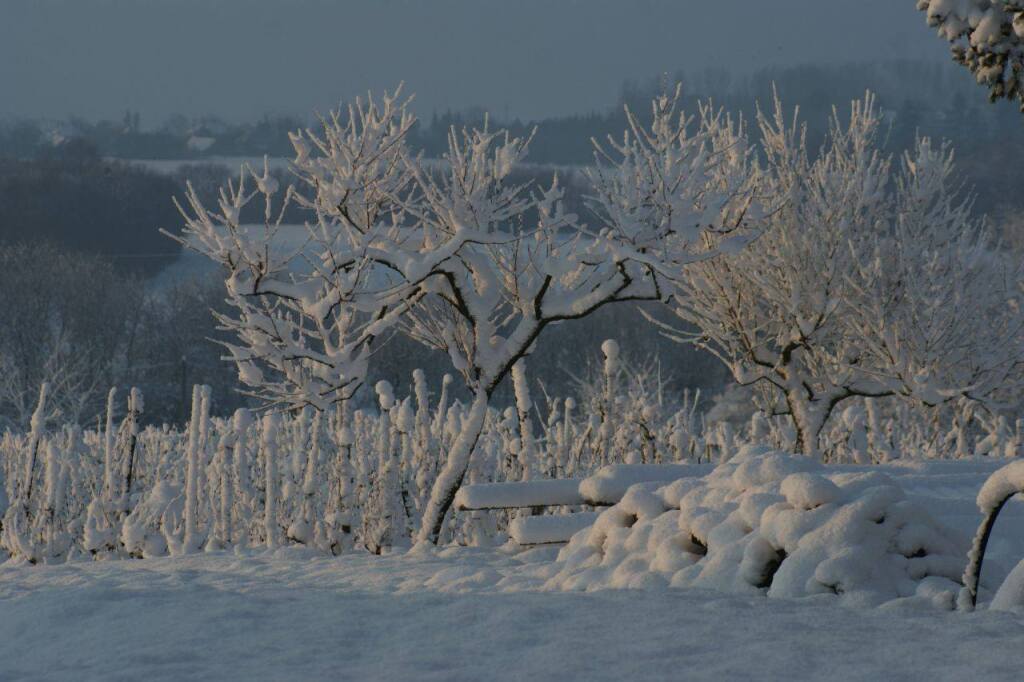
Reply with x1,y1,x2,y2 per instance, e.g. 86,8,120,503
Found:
2,546,1023,681
2,459,1024,682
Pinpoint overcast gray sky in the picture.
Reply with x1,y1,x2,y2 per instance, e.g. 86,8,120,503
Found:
1,1,949,124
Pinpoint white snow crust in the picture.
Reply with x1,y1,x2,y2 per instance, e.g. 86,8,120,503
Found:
2,543,1024,681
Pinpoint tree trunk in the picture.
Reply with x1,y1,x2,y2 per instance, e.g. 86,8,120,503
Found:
786,391,829,459
416,390,490,546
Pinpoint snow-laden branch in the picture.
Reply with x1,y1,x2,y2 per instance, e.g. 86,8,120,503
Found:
919,0,1024,107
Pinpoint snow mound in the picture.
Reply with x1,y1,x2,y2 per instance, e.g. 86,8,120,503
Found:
548,446,967,608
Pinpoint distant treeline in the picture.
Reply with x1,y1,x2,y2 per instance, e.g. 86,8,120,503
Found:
4,59,1023,218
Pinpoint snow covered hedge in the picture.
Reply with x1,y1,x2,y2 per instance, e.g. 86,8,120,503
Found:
548,446,967,608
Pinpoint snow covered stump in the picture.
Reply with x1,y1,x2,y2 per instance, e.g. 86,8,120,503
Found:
548,446,966,608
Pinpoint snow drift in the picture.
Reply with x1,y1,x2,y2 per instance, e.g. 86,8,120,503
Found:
547,446,968,608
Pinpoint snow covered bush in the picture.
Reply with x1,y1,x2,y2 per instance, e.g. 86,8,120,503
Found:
549,446,967,608
658,93,1024,456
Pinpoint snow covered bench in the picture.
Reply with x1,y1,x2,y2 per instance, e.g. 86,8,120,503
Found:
456,463,712,511
456,463,711,545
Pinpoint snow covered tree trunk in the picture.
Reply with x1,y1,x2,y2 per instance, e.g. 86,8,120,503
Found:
783,389,831,459
416,390,490,546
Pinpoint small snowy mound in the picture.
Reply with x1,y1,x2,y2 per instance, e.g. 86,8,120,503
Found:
548,446,966,608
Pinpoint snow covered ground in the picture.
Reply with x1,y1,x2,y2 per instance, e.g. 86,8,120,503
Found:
1,545,1023,681
2,458,1023,681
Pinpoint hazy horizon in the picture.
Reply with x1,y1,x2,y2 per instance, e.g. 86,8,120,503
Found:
2,0,951,124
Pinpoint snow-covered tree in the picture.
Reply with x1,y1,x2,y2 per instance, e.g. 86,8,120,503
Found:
919,0,1024,107
172,86,761,544
374,87,759,544
660,93,1023,456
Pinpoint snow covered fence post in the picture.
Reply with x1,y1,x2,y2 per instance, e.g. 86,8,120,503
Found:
22,382,49,512
334,412,356,553
288,408,321,546
598,340,619,465
121,387,143,516
182,385,206,554
230,408,253,547
511,361,536,482
102,387,117,507
262,413,281,549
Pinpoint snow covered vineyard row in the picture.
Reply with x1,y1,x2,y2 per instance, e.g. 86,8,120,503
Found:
0,365,718,563
3,363,1024,565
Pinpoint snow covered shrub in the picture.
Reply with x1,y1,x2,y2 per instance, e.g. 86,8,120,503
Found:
549,446,966,608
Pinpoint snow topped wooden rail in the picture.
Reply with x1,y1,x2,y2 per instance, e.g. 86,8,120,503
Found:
960,460,1024,610
454,479,587,511
455,464,711,545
